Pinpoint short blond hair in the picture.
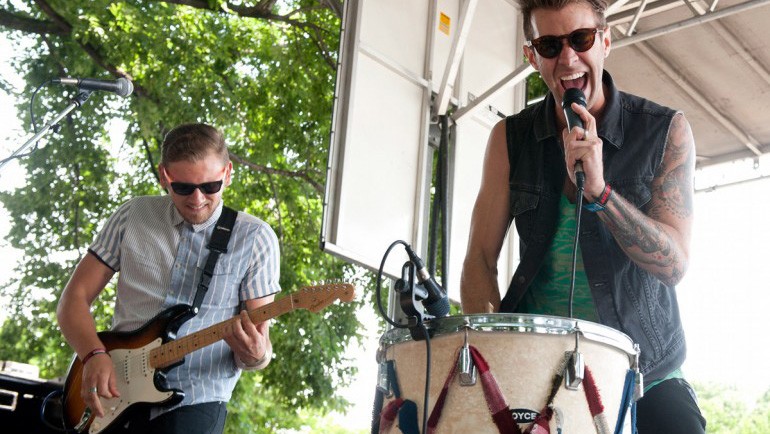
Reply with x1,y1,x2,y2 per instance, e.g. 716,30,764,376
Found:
160,123,229,166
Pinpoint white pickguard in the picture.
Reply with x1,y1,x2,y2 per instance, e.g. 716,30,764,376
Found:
86,338,175,434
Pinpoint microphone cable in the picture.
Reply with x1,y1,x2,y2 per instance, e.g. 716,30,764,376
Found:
375,239,433,434
569,174,585,319
0,80,53,166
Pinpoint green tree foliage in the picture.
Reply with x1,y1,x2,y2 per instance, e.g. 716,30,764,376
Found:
693,382,770,434
526,71,548,104
0,0,375,431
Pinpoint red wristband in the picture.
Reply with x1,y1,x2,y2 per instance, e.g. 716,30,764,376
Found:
82,348,109,365
595,184,612,206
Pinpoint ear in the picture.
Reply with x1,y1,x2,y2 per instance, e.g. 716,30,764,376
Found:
602,27,612,58
524,45,539,71
224,161,233,187
158,164,169,189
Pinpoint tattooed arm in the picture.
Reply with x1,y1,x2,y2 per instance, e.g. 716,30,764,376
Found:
597,113,695,286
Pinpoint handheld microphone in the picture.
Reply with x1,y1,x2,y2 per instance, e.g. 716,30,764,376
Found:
404,244,450,318
53,77,134,97
562,88,587,189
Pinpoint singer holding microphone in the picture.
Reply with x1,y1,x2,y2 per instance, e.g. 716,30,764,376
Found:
460,0,705,432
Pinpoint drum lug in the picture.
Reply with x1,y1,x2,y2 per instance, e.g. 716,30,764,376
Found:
632,343,644,400
376,345,386,364
565,351,584,390
458,343,477,386
565,327,584,390
376,361,394,398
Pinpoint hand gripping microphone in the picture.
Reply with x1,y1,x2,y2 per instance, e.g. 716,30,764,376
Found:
404,244,450,318
53,77,134,97
561,88,587,189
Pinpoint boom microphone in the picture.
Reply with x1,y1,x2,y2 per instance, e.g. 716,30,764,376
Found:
562,88,587,188
54,77,134,97
404,244,450,318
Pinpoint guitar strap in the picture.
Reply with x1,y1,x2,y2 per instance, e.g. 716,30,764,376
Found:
191,206,238,313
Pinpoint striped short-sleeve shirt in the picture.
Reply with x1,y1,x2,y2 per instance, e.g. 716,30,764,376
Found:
88,195,280,411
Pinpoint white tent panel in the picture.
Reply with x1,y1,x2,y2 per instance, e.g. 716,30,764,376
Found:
332,54,427,276
359,0,430,75
322,0,435,279
446,0,523,299
323,0,525,299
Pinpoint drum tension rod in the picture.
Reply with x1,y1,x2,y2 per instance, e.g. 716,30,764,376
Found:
458,320,477,386
633,343,644,401
565,324,585,391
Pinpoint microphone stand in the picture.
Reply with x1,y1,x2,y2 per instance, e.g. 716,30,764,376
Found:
394,260,433,434
373,241,434,434
0,90,92,172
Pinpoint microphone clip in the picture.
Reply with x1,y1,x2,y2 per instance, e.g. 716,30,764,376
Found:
395,261,434,341
71,89,94,107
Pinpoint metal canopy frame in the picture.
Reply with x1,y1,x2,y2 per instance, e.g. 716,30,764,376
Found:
434,0,770,169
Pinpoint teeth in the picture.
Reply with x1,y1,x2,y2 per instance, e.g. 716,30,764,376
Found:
561,72,585,81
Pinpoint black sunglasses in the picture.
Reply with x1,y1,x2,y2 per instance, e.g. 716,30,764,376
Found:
527,28,602,59
170,180,224,195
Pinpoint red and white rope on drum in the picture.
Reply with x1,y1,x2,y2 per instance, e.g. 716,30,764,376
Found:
583,366,611,434
381,345,612,434
426,345,556,434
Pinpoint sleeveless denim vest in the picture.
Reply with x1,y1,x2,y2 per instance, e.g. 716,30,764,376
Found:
499,72,686,382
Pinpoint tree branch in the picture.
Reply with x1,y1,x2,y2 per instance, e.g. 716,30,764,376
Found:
319,0,343,19
265,170,284,243
301,23,336,70
163,0,293,21
142,138,160,184
0,9,67,36
161,0,339,55
229,152,324,194
33,0,72,33
33,0,148,98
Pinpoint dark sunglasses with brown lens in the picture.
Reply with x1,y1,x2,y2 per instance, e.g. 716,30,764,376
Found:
527,28,603,59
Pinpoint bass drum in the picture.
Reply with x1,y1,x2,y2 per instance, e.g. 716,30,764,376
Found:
377,314,638,433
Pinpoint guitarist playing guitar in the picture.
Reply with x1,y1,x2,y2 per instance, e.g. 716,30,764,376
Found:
57,123,283,434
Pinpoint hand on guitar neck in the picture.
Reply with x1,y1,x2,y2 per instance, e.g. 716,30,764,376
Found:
224,305,273,370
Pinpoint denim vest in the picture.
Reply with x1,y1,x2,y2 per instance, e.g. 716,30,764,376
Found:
499,72,686,382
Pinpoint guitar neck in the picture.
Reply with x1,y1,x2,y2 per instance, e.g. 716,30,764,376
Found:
150,296,294,369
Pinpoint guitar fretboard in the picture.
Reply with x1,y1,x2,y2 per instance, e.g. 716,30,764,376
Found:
149,296,295,369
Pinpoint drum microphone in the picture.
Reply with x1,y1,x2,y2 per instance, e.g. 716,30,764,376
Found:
562,88,587,189
53,77,134,97
404,244,450,318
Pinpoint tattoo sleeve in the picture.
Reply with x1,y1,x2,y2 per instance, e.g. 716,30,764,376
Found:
598,113,695,286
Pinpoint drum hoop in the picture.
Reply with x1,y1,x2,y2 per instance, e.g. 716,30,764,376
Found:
379,314,637,357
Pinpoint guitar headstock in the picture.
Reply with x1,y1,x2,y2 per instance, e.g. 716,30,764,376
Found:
292,283,356,312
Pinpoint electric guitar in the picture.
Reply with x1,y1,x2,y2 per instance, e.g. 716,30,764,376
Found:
61,283,356,434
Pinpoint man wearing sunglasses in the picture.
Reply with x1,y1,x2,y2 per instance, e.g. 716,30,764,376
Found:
461,0,705,432
57,123,280,434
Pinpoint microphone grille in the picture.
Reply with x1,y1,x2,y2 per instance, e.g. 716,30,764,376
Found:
562,88,586,109
116,77,134,97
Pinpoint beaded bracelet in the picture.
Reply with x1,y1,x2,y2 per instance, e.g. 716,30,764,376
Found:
82,348,109,365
